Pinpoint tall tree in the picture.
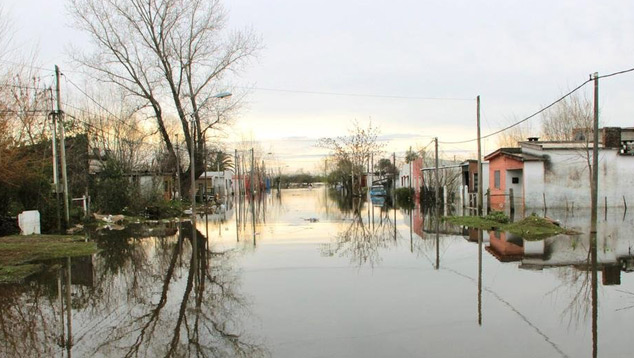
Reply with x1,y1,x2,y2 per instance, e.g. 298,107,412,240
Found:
70,0,260,195
319,120,385,196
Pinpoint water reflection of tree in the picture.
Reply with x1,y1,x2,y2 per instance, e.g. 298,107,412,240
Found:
0,282,59,357
84,222,267,357
0,222,267,358
322,198,396,267
546,234,598,329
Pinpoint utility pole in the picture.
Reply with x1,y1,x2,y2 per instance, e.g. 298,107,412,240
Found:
435,137,439,209
234,149,239,195
49,98,61,233
190,118,196,210
55,66,70,228
591,73,599,233
203,140,208,203
250,148,255,197
392,152,396,203
409,146,412,190
175,134,181,200
476,95,483,216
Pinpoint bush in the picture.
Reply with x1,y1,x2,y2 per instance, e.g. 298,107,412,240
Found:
90,159,130,213
395,187,415,208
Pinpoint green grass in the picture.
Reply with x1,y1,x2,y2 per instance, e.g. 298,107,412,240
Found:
0,264,43,283
0,235,97,283
445,214,577,241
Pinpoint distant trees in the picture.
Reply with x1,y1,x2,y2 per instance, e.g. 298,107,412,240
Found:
374,158,397,177
70,0,260,196
319,120,385,196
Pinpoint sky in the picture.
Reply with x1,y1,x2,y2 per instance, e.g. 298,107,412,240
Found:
4,0,634,173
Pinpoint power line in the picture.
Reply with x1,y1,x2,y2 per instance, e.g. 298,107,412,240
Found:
240,86,474,101
440,65,634,145
440,79,592,145
0,59,56,73
0,82,51,91
62,76,151,137
598,66,634,80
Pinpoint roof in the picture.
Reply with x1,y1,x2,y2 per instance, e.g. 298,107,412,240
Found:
520,140,603,150
484,147,544,162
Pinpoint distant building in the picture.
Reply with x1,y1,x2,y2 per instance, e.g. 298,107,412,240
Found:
197,170,234,199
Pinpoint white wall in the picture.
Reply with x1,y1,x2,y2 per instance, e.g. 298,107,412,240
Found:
523,161,544,209
523,147,634,208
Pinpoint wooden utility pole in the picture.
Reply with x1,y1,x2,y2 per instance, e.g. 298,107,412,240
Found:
55,66,70,228
175,134,181,200
190,118,196,209
50,107,61,233
591,73,599,233
434,138,439,208
392,152,396,203
476,95,483,216
250,148,255,197
234,149,239,195
409,146,413,190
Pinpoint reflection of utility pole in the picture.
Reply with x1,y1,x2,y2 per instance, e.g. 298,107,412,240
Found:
55,66,70,228
57,269,65,346
65,257,73,351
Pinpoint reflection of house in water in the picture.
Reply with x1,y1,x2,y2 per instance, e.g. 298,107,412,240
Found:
485,231,544,263
483,229,634,286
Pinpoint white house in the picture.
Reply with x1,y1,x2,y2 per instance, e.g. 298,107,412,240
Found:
196,170,234,198
487,127,634,210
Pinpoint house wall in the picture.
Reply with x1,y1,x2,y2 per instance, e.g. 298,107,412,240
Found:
523,161,544,209
522,147,634,208
488,155,523,210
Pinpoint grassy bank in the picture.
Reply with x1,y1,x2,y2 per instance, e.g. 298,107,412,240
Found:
0,235,97,283
445,213,578,241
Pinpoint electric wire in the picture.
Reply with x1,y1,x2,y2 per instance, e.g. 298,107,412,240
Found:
240,86,474,101
440,78,592,145
440,66,634,145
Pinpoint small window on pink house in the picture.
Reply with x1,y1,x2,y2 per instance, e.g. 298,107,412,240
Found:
494,170,500,189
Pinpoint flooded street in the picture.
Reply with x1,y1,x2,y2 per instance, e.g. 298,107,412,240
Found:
2,187,634,357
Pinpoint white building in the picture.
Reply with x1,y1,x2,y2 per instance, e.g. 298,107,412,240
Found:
487,127,634,210
196,170,234,198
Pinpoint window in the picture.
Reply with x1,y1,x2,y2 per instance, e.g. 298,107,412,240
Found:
512,177,519,184
473,173,478,190
494,170,501,189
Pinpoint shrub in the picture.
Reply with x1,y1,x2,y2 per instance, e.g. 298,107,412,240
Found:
395,187,415,208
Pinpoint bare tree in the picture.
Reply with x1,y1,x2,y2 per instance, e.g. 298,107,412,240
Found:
69,0,260,195
319,120,385,196
541,94,593,141
496,118,535,148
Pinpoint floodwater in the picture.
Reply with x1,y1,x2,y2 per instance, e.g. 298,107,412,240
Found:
1,187,633,358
